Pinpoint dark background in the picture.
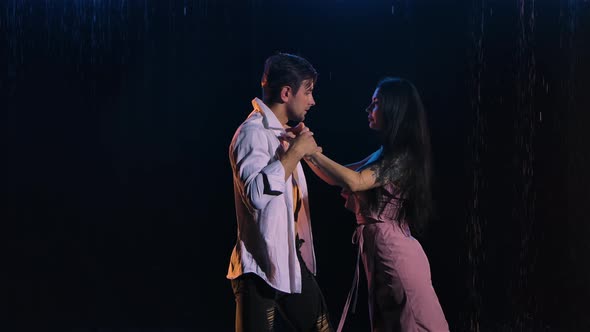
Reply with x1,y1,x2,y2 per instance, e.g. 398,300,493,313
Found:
3,0,590,331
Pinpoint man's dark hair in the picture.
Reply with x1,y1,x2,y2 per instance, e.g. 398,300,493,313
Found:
261,53,318,105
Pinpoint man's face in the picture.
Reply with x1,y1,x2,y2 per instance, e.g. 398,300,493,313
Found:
286,79,316,123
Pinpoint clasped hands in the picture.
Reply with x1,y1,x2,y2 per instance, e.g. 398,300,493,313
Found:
280,122,322,158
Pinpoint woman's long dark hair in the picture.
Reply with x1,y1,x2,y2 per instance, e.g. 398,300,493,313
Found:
365,77,434,234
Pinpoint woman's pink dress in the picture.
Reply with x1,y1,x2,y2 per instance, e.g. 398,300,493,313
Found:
340,182,449,332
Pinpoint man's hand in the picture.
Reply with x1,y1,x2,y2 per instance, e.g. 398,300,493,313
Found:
286,122,306,136
285,123,322,157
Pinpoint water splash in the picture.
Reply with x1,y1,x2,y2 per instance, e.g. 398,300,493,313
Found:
466,0,486,331
511,0,538,330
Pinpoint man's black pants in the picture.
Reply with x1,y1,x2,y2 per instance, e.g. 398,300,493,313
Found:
231,250,334,332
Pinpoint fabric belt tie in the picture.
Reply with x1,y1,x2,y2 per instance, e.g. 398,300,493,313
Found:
337,224,365,332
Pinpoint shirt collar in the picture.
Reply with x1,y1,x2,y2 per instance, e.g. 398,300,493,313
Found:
251,97,286,133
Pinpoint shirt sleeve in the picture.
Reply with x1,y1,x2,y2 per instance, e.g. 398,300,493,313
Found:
231,125,286,210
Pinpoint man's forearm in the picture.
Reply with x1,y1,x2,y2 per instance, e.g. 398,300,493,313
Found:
280,147,305,181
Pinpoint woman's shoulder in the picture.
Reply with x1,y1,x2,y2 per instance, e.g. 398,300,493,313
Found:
357,146,385,171
368,146,384,162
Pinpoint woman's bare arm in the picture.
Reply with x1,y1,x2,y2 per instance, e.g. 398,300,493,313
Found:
304,152,385,192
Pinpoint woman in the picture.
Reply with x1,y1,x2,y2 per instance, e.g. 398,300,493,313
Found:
303,77,448,331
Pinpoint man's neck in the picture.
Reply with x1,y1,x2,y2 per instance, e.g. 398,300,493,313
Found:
268,103,289,128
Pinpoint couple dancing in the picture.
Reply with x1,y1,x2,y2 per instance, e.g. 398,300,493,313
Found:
226,52,448,332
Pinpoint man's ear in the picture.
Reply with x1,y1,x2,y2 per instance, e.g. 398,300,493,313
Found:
280,85,292,103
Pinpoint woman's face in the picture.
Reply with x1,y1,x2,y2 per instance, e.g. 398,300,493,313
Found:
366,87,384,131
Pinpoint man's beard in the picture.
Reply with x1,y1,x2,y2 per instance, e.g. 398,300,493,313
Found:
287,108,305,123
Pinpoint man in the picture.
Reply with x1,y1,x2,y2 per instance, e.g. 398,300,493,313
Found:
227,53,334,332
